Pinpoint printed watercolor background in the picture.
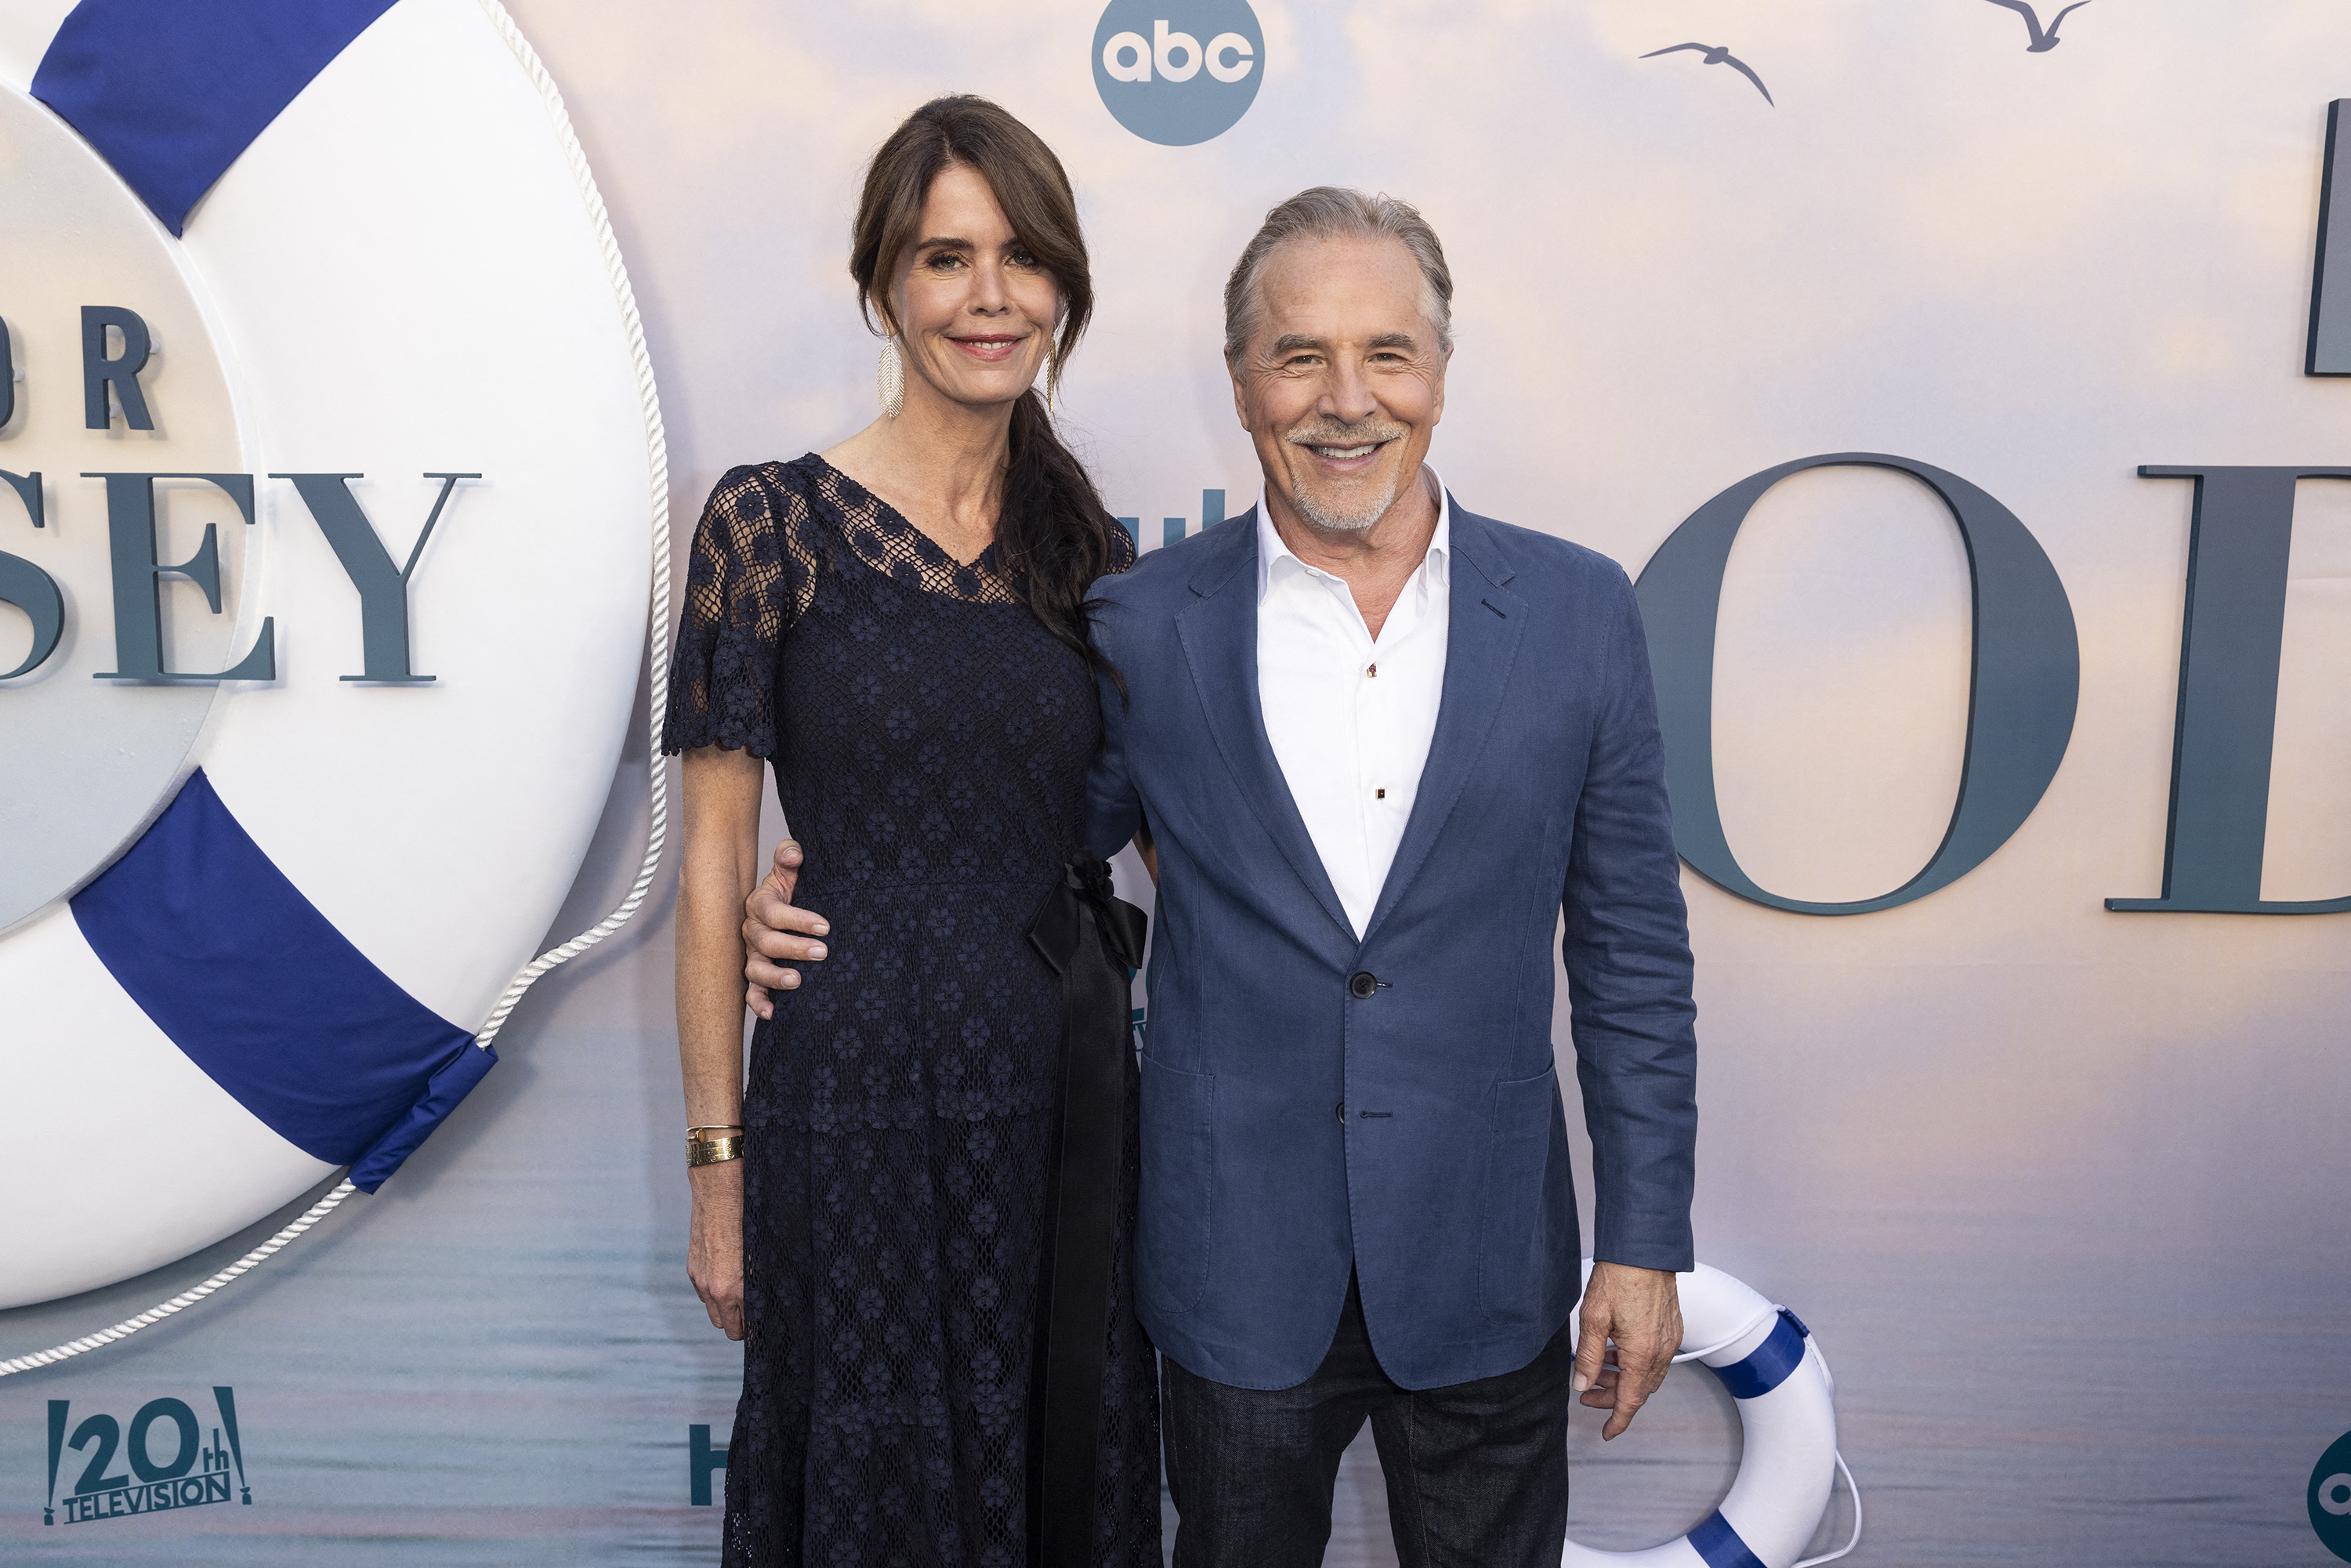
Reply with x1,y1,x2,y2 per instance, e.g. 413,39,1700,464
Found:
5,2,2349,1562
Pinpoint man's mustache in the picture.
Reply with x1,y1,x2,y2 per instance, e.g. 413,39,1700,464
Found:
1284,422,1407,450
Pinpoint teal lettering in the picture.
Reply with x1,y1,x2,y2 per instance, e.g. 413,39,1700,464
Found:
87,473,274,684
274,472,478,683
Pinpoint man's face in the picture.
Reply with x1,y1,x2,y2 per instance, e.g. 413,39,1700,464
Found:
1230,234,1448,534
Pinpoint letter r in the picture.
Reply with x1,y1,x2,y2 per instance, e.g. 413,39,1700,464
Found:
82,306,154,430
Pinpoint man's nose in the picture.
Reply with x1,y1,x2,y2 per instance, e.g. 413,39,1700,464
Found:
1320,359,1378,423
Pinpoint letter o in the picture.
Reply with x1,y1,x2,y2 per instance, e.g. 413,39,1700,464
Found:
1205,32,1255,82
1103,31,1150,81
128,1397,200,1483
1634,453,2080,914
2322,1474,2351,1516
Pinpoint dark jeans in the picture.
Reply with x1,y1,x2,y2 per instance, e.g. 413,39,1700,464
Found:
1161,1274,1575,1568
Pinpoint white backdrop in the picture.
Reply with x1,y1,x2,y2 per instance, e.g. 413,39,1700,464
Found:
4,2,2349,1563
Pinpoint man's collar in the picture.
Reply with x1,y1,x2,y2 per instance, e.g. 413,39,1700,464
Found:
1255,465,1451,603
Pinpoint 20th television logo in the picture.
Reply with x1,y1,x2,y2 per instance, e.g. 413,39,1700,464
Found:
42,1387,251,1525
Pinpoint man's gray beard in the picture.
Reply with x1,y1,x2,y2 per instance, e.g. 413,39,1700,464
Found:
1291,471,1399,533
1285,422,1409,532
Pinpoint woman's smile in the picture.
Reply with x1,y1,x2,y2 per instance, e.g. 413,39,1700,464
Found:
947,331,1026,363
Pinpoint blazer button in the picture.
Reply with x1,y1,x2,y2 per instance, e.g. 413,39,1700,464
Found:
1349,971,1378,999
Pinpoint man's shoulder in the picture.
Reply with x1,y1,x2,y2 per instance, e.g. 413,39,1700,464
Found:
1451,503,1636,598
1091,516,1250,610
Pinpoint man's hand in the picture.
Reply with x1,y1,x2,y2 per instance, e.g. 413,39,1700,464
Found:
1574,1262,1683,1439
742,838,831,1019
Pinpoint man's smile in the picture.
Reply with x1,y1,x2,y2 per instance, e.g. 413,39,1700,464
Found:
1293,433,1398,474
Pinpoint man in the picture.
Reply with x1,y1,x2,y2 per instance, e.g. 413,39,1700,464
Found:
745,187,1698,1566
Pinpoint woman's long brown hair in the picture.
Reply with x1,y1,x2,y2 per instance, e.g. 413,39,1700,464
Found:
851,96,1125,692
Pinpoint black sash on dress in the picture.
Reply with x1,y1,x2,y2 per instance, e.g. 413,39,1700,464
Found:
1023,849,1149,1568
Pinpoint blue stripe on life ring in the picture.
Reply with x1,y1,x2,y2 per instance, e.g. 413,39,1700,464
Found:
70,770,491,1193
31,0,400,235
1709,1307,1810,1400
1687,1508,1767,1568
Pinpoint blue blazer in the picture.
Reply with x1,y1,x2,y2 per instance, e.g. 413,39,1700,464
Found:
1085,499,1698,1392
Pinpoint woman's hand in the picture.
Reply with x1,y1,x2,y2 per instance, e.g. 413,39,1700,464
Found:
742,838,834,1018
688,1159,747,1339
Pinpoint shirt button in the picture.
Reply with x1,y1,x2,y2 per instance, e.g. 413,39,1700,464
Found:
1349,972,1378,999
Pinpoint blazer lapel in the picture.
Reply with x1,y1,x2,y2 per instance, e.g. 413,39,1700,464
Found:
1175,511,1357,945
1359,504,1527,946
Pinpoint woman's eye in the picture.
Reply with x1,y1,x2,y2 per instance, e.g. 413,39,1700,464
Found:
1009,249,1038,268
926,252,965,271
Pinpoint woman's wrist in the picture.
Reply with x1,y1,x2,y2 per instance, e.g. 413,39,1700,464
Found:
688,1156,744,1193
687,1127,745,1167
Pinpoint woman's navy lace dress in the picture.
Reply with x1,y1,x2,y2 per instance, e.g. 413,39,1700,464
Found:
662,455,1158,1568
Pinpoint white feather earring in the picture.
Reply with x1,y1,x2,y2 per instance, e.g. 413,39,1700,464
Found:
877,336,905,419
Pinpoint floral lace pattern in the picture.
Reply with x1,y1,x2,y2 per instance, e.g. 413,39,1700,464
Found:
665,457,1156,1567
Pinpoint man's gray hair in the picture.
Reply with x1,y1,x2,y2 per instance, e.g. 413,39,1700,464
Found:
1223,186,1454,361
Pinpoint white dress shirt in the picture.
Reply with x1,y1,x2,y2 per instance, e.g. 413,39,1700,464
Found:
1256,467,1451,939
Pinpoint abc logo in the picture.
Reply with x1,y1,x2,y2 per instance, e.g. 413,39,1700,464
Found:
2314,1431,2351,1563
1092,0,1264,147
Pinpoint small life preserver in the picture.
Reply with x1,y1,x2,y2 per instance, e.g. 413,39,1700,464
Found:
1563,1262,1853,1568
0,0,655,1311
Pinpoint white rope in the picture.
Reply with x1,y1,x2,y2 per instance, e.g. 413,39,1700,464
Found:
1657,1307,1864,1566
1,0,671,1381
1670,1305,1778,1365
469,0,672,1051
1793,1449,1865,1567
0,1182,356,1376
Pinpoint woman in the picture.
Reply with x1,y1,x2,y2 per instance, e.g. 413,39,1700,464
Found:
662,96,1157,1566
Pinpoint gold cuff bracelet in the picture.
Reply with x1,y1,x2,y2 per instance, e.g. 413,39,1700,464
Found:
686,1132,744,1167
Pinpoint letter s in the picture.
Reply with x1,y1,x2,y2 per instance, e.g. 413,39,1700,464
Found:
0,472,57,680
0,550,63,680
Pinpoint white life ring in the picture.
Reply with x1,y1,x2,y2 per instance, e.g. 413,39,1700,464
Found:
0,0,654,1310
1563,1261,1857,1568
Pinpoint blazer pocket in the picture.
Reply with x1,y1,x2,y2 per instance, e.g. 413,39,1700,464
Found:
1137,1056,1214,1316
1477,1064,1563,1326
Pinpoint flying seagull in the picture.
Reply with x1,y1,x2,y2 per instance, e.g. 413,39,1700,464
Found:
1980,0,2093,53
1641,42,1774,107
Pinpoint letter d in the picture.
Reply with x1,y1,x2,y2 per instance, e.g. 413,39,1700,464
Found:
1154,19,1201,81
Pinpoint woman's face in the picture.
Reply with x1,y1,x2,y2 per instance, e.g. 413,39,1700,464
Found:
885,162,1062,415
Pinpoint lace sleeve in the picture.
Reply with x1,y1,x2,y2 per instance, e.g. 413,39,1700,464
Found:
1107,514,1138,574
661,465,802,757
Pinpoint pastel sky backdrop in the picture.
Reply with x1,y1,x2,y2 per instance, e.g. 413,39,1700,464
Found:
516,0,2351,1262
4,2,2348,1563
